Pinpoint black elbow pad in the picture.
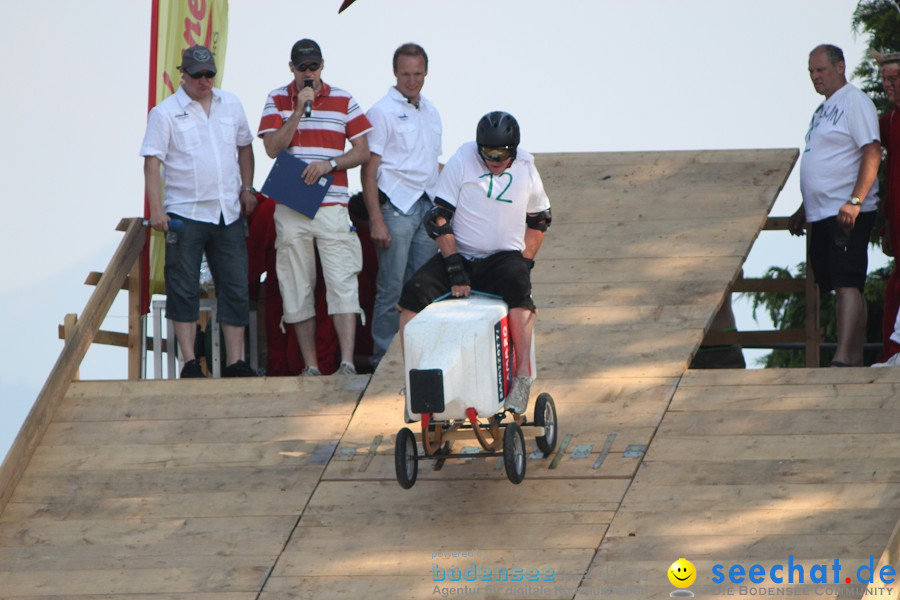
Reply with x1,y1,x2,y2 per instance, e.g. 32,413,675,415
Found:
424,199,456,240
526,208,552,232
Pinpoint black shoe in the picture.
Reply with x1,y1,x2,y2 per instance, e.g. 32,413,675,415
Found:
223,359,258,378
180,359,206,378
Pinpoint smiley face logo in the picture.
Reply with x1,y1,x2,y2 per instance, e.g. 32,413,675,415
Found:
668,558,697,588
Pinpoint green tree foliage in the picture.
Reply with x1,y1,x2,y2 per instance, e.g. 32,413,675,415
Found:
748,265,890,367
852,0,900,114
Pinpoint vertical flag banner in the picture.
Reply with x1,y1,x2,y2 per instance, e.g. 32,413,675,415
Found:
142,0,229,313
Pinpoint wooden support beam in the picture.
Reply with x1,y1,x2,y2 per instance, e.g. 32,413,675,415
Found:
762,216,790,230
702,329,807,346
127,257,142,380
805,231,820,368
84,271,130,290
62,314,79,381
57,326,166,352
731,278,806,293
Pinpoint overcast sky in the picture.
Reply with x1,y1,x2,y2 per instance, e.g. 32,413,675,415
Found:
0,0,882,460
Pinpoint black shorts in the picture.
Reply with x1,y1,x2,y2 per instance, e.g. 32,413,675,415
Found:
398,250,535,313
809,210,875,293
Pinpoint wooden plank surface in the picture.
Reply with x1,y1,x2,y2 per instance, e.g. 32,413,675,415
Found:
0,150,807,600
597,368,900,600
0,373,363,600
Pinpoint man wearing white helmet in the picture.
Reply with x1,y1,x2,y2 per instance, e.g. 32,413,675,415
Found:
398,111,552,413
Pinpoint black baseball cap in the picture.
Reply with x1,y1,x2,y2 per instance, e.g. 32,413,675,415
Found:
180,45,217,76
291,39,323,67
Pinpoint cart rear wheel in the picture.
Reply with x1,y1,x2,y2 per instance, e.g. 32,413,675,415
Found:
395,427,418,489
503,422,526,484
534,393,558,457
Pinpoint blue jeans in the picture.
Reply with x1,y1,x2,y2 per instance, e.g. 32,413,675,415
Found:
164,214,249,326
372,195,437,362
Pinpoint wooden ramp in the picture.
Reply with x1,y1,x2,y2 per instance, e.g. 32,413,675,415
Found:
15,149,899,600
263,149,799,599
0,377,368,598
594,367,900,600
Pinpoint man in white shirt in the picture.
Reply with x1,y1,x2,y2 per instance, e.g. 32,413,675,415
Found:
398,112,552,413
361,43,442,366
788,44,881,367
140,45,258,378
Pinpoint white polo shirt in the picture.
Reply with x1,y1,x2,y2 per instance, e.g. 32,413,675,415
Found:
435,141,551,260
140,86,253,225
800,83,880,223
366,86,442,213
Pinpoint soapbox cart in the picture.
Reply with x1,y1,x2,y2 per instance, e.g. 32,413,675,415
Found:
394,295,558,488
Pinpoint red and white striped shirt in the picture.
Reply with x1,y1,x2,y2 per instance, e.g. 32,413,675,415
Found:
258,81,372,206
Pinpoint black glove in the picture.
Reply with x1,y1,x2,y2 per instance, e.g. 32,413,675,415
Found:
444,253,470,287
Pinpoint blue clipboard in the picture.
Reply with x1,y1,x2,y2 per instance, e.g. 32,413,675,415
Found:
260,150,333,218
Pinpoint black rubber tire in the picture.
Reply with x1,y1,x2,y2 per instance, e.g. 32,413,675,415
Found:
533,392,558,457
394,427,418,489
503,422,526,484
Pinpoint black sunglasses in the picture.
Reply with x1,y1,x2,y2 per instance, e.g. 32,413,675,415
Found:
294,62,321,72
189,71,216,79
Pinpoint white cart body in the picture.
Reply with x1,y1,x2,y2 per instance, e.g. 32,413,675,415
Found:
403,295,536,421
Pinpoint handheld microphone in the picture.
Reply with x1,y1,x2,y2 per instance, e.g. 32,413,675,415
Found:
303,80,314,117
142,218,184,232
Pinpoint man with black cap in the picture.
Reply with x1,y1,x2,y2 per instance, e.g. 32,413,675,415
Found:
258,39,372,376
397,111,552,414
140,45,258,379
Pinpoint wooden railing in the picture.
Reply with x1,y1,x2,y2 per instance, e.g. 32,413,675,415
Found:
0,217,146,513
702,216,821,368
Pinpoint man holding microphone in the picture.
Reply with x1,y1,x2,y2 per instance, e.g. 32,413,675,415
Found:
258,39,372,376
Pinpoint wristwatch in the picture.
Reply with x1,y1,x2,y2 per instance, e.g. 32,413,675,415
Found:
241,186,256,195
849,196,862,206
329,158,339,171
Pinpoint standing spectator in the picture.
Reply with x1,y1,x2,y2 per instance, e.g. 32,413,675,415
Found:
788,44,881,367
140,45,258,379
361,43,441,367
873,52,900,367
258,39,372,375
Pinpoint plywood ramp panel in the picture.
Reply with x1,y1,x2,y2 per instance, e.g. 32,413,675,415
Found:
0,376,365,598
588,368,900,600
260,150,796,600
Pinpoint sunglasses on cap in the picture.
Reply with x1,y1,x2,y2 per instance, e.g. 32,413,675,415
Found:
188,71,216,79
478,145,515,162
294,62,321,72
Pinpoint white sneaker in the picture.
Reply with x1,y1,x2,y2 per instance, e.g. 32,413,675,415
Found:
301,365,322,376
872,354,900,368
336,361,357,375
503,376,533,414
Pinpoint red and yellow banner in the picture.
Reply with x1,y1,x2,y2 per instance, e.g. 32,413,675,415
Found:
142,0,229,313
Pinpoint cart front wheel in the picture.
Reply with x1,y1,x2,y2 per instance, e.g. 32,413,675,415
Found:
395,427,418,489
534,393,558,457
503,422,526,484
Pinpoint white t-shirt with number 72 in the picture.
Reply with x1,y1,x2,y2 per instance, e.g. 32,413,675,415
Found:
434,141,551,260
